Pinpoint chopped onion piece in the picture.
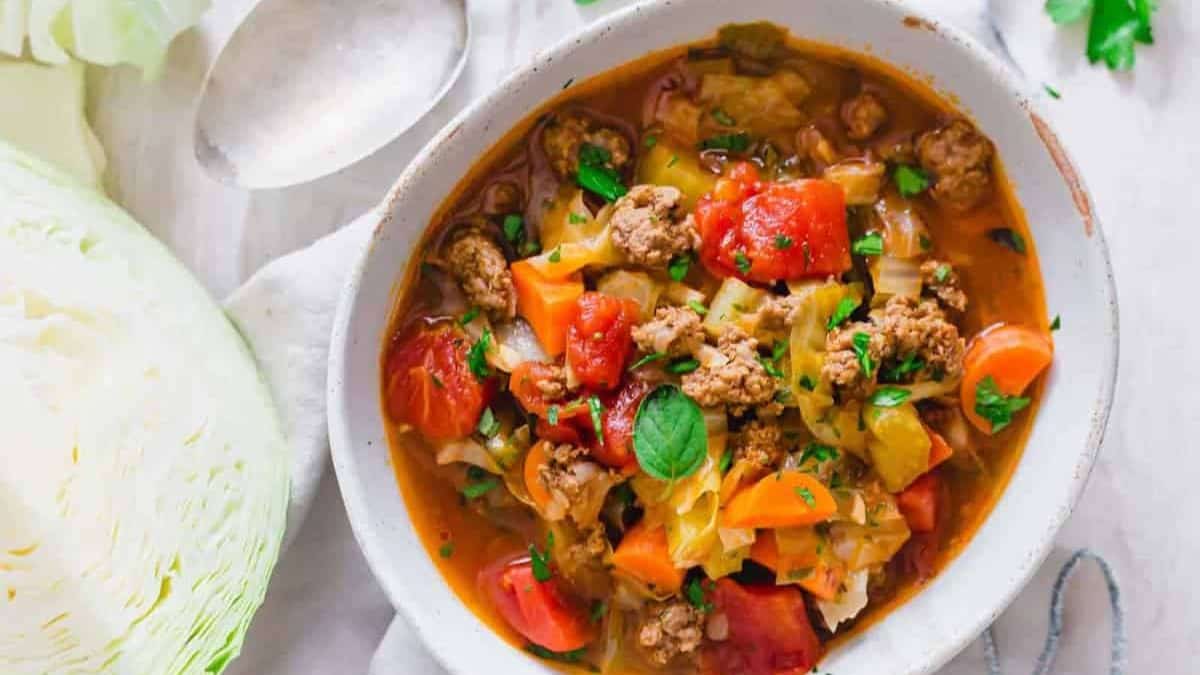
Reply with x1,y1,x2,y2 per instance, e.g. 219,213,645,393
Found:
816,569,870,632
871,255,923,300
874,193,930,259
824,160,885,206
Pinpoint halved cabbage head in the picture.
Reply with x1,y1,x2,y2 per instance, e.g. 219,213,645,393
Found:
0,142,289,674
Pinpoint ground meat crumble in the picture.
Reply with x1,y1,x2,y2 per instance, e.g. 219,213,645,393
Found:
920,259,968,312
443,225,517,321
542,112,631,178
841,91,889,140
682,326,776,415
730,419,786,470
916,119,995,213
632,305,706,357
637,598,705,666
610,185,701,268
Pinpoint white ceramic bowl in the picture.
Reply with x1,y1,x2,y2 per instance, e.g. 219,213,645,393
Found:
328,1,1119,672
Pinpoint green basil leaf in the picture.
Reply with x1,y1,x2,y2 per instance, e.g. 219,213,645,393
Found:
633,385,708,482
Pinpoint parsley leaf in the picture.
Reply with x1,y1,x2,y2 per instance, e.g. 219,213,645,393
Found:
467,329,493,380
687,300,709,316
1044,83,1063,99
589,601,608,624
547,404,560,426
852,232,884,256
795,486,817,507
666,358,700,374
1046,0,1156,71
933,264,952,283
502,214,525,244
438,541,455,558
893,165,931,197
988,228,1027,254
525,644,588,665
629,352,667,371
579,143,611,166
711,108,736,126
667,154,680,168
685,578,714,613
734,250,752,274
826,296,859,331
568,212,588,224
799,442,838,465
869,386,912,407
548,246,562,263
772,339,788,361
668,252,692,281
529,533,554,582
881,352,925,383
633,385,708,482
643,134,658,148
576,143,627,202
1046,0,1092,23
719,449,733,474
758,356,784,378
1050,314,1062,331
772,234,794,250
459,307,480,326
588,395,606,445
798,374,817,391
477,407,500,437
852,331,874,378
699,132,751,153
975,375,1031,433
462,477,499,500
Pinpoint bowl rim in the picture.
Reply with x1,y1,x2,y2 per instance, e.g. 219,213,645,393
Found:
327,0,1120,672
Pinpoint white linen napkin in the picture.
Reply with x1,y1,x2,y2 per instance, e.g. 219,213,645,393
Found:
215,1,1146,673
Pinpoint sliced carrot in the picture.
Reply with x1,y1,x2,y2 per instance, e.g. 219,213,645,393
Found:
721,472,837,530
897,473,940,533
924,425,954,470
524,440,553,513
611,521,684,594
961,323,1054,434
748,531,843,600
510,260,584,357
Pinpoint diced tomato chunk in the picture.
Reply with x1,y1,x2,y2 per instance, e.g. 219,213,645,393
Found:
510,361,570,417
697,177,851,284
479,557,593,653
384,324,493,441
706,579,822,675
566,292,640,391
593,378,653,468
897,472,941,533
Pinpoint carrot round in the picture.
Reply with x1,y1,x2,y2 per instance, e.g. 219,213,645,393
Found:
748,531,842,600
524,440,554,513
721,472,837,529
961,324,1054,433
510,260,584,357
611,521,684,593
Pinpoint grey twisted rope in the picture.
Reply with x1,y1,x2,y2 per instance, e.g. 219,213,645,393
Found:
982,549,1126,675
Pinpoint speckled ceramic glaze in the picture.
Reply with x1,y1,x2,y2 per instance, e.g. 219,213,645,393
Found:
327,1,1119,672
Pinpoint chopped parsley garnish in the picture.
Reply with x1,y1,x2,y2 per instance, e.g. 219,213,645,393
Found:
568,212,588,224
975,375,1032,433
1050,314,1062,331
467,329,493,380
893,164,931,197
826,296,859,331
547,404,560,426
758,356,784,378
919,233,933,251
529,532,554,582
988,227,1027,254
687,300,709,316
685,578,714,613
520,240,542,256
548,246,562,263
933,264,952,283
719,448,733,474
734,250,752,274
1046,0,1156,71
589,601,608,624
644,134,659,148
459,307,480,325
795,486,817,507
772,340,788,361
852,331,874,378
881,352,925,383
869,386,912,407
629,352,667,371
612,482,636,506
588,395,606,444
502,214,525,244
668,252,692,281
438,541,455,558
711,108,737,126
799,442,839,465
477,407,500,437
666,358,700,374
699,132,751,153
798,374,817,391
576,143,628,202
430,374,444,388
667,154,680,168
786,567,814,581
774,234,794,250
462,476,499,500
525,644,589,666
851,232,884,257
1044,83,1062,99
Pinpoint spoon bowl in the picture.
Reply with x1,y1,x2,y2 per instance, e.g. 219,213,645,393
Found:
195,0,469,189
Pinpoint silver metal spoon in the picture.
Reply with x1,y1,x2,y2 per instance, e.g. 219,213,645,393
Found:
194,0,470,189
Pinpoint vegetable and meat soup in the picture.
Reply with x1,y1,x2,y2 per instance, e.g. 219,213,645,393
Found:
382,23,1052,674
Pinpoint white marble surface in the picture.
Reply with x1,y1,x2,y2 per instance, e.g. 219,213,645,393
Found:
83,0,1200,673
